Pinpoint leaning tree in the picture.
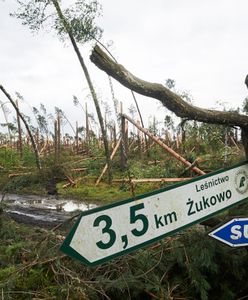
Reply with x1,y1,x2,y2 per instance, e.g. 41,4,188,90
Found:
11,0,112,181
90,45,248,158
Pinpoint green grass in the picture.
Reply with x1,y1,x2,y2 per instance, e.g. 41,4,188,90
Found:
58,179,163,204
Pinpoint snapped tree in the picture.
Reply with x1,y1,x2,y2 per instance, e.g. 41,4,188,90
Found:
90,45,248,157
12,0,112,182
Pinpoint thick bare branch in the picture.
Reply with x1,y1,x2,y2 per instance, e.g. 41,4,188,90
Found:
90,45,248,129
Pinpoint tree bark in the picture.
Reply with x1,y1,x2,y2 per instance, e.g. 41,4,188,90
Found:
90,45,248,135
52,0,112,183
85,102,89,144
75,121,79,155
120,114,127,170
16,100,23,160
54,120,58,164
57,113,61,162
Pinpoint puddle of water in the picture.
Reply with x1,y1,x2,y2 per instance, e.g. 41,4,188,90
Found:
62,201,96,212
1,194,97,213
6,209,58,222
2,193,98,226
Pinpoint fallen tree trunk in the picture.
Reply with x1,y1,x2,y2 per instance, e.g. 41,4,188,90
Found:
9,172,32,178
71,168,88,173
90,45,248,155
65,175,76,187
90,45,247,228
113,178,192,183
122,113,205,175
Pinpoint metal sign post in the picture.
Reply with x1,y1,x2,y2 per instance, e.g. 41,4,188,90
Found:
61,161,248,266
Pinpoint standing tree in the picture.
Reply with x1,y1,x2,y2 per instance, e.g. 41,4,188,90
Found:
0,100,12,141
12,0,112,182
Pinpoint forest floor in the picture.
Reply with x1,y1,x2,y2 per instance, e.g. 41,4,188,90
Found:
1,146,248,299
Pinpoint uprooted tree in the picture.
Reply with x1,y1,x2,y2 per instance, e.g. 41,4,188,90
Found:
90,45,248,157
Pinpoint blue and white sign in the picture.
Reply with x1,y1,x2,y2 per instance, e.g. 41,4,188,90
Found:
209,218,248,247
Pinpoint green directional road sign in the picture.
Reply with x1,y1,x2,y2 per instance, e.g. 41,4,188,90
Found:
60,161,248,266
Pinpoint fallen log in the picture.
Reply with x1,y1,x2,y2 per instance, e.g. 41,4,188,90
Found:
147,160,162,165
71,168,87,173
9,172,32,178
62,177,81,189
113,178,192,183
122,113,205,176
64,175,76,187
90,45,248,129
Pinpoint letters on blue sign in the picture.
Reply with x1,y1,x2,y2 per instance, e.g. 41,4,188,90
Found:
209,218,248,247
230,224,248,240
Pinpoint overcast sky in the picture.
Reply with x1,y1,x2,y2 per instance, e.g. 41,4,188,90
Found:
0,0,248,134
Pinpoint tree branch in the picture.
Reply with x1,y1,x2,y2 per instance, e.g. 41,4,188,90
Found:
90,45,248,129
0,84,41,170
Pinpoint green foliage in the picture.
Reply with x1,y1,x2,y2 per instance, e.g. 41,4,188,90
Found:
12,0,103,44
0,147,20,168
2,198,248,299
58,180,144,204
55,0,103,43
0,146,36,170
32,105,49,135
83,155,105,176
3,173,41,194
0,81,246,299
242,97,248,114
165,78,176,90
164,114,174,131
22,145,37,167
0,122,18,134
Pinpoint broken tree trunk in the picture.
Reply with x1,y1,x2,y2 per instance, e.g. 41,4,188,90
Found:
57,113,61,162
90,45,248,155
90,45,242,228
54,120,58,164
96,136,123,186
113,178,192,183
120,116,128,169
85,102,90,144
90,45,248,128
65,175,76,187
122,113,205,176
75,121,79,155
120,102,129,170
9,172,32,178
16,100,23,160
